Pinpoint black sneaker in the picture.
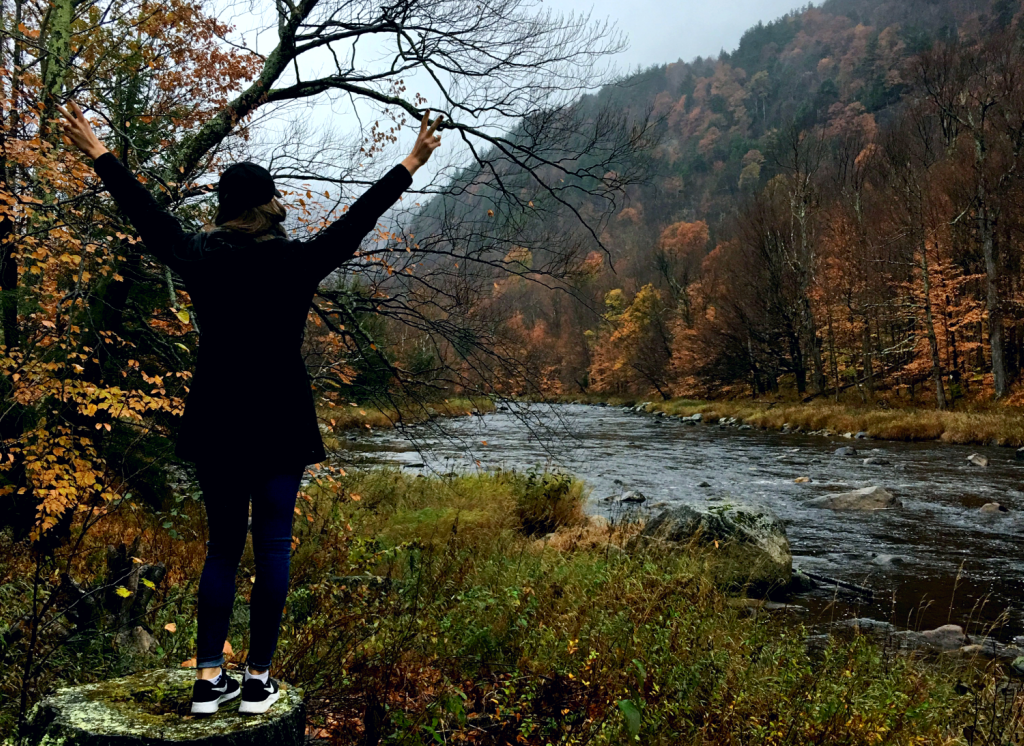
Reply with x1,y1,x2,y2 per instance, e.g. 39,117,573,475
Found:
239,674,281,715
190,672,240,715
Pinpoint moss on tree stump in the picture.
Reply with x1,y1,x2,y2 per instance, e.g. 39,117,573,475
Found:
25,668,305,746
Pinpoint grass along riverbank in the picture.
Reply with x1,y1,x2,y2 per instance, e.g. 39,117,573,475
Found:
6,467,1019,744
316,396,495,433
543,393,1024,447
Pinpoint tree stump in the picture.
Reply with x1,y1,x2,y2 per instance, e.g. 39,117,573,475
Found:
24,668,305,746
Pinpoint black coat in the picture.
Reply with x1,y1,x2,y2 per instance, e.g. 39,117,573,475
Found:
92,152,413,467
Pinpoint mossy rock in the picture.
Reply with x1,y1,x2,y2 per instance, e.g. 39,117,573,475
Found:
630,503,792,594
24,668,304,746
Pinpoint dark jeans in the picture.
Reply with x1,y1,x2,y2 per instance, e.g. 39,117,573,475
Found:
194,459,305,670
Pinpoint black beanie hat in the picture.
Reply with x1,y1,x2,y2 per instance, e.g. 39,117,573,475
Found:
217,161,282,223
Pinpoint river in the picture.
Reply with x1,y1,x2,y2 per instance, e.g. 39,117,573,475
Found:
333,402,1024,640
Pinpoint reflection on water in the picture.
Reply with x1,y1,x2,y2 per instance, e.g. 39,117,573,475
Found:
333,403,1024,639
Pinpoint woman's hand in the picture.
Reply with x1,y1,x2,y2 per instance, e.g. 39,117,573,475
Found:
57,100,109,161
401,110,443,176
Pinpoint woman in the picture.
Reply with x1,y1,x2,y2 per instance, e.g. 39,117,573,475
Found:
58,100,442,715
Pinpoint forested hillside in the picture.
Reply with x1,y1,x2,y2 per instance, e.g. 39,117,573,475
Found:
414,0,1024,407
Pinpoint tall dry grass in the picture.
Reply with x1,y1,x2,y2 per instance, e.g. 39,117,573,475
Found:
651,399,1024,446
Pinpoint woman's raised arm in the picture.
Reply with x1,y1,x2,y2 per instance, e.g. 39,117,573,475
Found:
59,100,188,269
301,111,443,285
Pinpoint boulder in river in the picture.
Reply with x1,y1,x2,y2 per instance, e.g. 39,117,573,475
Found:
787,569,817,593
980,502,1009,514
967,453,990,468
834,447,859,457
807,486,901,511
862,457,891,466
870,553,905,567
620,490,647,504
920,624,970,651
629,503,792,593
24,668,305,746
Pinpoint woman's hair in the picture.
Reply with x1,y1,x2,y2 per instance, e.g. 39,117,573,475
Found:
203,197,287,241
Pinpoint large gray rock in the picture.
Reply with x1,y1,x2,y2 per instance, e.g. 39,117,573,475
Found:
980,502,1009,514
25,668,305,746
920,624,970,651
630,503,792,593
808,486,901,511
620,490,647,504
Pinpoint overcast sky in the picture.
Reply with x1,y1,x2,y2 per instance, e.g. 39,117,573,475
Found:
554,0,809,75
223,0,815,193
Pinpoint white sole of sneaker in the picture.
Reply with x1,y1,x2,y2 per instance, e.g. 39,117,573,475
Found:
238,690,280,715
190,688,240,715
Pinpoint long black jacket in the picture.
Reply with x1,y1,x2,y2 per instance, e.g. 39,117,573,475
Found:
93,152,413,468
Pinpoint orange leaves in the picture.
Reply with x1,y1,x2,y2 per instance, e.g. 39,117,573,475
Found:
659,220,709,259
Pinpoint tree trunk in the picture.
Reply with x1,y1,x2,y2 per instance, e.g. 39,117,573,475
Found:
790,333,807,394
976,139,1008,399
919,242,947,410
861,319,874,394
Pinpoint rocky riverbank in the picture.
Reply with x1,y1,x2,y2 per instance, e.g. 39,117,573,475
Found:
547,395,1024,449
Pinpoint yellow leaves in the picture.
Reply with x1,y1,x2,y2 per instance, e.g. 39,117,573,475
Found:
350,493,362,502
164,623,177,633
487,209,495,217
141,578,156,590
115,586,132,598
175,309,190,324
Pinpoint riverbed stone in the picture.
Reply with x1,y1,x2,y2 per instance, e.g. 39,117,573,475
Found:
620,490,647,504
870,553,905,566
862,457,891,466
787,569,817,593
840,618,897,635
807,486,901,511
920,624,970,651
24,667,305,746
968,453,990,467
980,502,1009,514
630,503,792,593
834,447,859,457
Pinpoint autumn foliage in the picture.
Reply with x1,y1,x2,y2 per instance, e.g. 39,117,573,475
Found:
489,0,1024,411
